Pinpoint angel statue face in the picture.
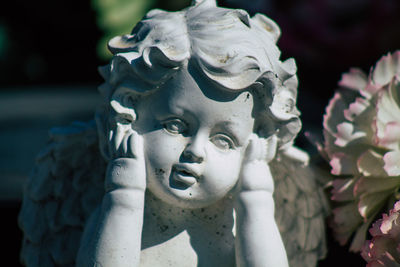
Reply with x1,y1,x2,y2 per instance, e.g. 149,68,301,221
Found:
134,67,255,208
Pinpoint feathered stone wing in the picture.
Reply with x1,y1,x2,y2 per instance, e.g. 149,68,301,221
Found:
18,121,106,267
271,146,328,267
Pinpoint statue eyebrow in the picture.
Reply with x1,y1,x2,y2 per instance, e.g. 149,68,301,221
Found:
165,102,198,122
215,121,245,146
152,99,185,119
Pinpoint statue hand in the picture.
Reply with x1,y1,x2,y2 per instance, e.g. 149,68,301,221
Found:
234,135,289,267
77,126,146,267
238,134,276,193
105,126,146,193
108,121,142,159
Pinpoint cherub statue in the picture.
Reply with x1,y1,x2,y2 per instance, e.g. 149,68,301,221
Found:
18,0,327,266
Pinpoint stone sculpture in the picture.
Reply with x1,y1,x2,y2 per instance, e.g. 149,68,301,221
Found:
19,0,327,266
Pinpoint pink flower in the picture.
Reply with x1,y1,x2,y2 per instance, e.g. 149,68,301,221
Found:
362,201,400,266
320,51,400,251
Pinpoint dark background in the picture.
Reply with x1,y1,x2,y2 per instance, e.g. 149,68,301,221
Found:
1,0,400,266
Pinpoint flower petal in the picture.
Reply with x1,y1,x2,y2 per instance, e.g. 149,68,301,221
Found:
377,122,400,151
383,151,400,176
380,213,400,237
375,80,400,148
370,217,385,236
363,240,374,261
391,77,400,108
334,122,366,147
323,91,356,136
339,68,368,91
394,201,400,212
343,97,370,122
363,78,381,98
373,52,400,87
368,237,397,262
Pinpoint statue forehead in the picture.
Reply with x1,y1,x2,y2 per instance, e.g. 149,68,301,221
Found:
147,66,255,119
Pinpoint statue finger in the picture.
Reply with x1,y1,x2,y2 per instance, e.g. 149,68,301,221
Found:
108,129,116,159
244,134,265,162
111,123,124,157
118,130,130,157
128,130,144,160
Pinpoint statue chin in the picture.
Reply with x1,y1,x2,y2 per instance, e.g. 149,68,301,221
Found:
145,179,234,210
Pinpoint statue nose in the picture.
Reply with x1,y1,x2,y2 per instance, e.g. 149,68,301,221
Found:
183,149,204,163
183,138,205,163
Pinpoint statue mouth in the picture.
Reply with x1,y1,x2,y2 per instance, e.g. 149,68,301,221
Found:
172,165,199,186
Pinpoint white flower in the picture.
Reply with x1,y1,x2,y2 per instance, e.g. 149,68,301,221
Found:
321,51,400,251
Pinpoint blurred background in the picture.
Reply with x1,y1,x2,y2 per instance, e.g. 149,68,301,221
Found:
1,0,400,265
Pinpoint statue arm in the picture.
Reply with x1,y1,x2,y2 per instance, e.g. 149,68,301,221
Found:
234,137,289,267
77,131,146,267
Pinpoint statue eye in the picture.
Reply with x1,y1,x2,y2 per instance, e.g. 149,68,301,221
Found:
163,119,187,134
210,134,235,150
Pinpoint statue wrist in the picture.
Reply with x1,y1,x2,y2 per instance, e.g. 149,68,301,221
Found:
105,158,146,192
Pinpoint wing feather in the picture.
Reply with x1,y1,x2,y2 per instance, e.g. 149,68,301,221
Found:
271,146,328,267
19,120,106,266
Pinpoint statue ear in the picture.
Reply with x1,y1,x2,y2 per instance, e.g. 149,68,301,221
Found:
252,13,281,43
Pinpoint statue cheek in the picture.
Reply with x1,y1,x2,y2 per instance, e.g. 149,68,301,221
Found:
144,132,186,166
207,151,242,181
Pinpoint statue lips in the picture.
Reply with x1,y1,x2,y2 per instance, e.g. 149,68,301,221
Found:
172,164,200,186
